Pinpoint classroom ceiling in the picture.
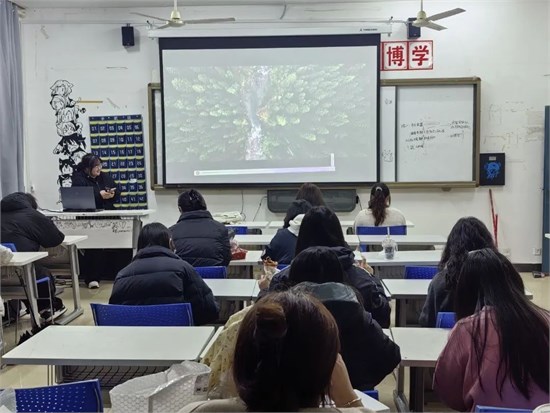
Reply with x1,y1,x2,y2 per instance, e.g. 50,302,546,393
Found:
12,0,408,7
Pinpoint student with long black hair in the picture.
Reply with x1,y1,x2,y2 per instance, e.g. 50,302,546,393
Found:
434,249,549,411
295,182,326,207
261,199,312,265
354,182,405,230
419,217,496,327
264,206,391,328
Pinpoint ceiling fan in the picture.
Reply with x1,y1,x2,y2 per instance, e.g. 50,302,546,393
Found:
411,0,465,31
132,0,235,29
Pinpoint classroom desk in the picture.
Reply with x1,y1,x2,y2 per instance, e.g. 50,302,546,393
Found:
546,234,550,239
2,251,49,328
234,234,360,247
267,220,415,229
43,209,154,253
362,250,442,267
204,279,257,301
358,234,446,246
229,249,363,268
2,325,215,385
391,327,449,412
224,221,269,229
55,235,87,325
383,279,534,327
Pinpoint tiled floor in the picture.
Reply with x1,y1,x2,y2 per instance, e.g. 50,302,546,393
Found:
1,273,549,412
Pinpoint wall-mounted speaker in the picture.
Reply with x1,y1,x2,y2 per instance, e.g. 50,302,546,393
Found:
121,26,135,47
407,18,421,39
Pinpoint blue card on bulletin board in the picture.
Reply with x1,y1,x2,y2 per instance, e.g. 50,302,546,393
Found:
480,153,505,186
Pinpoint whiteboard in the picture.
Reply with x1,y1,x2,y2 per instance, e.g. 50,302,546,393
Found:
393,85,475,182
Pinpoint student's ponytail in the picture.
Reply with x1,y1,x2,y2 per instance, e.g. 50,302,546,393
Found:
368,183,390,226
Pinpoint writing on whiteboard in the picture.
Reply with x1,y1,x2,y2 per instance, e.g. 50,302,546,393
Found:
401,120,472,151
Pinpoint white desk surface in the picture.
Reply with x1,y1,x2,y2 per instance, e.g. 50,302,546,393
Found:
358,234,446,246
225,221,269,229
204,279,257,300
383,278,534,300
363,250,442,267
2,326,215,366
43,209,154,218
61,235,88,246
391,327,449,368
546,234,550,239
234,234,359,247
4,251,49,266
231,249,363,267
354,390,390,412
267,220,356,229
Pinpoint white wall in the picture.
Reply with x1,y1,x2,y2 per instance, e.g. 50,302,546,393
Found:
20,1,549,263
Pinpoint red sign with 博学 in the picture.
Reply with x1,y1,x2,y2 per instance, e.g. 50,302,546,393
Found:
381,40,433,71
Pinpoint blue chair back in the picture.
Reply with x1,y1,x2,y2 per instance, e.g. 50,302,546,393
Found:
356,225,407,236
436,312,457,328
195,266,227,279
475,406,532,413
91,303,194,326
15,380,103,412
1,243,17,252
405,266,438,279
227,226,248,235
361,389,379,400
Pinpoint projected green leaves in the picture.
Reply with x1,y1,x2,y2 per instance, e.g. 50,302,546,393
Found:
164,64,369,162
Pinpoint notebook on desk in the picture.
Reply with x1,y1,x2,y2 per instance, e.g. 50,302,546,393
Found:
60,187,101,212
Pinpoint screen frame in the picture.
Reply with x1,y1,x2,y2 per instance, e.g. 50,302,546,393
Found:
158,33,381,188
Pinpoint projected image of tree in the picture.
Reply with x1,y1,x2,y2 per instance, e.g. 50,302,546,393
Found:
163,64,370,162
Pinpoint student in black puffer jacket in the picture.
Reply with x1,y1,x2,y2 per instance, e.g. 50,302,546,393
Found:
284,246,400,389
263,207,391,328
110,223,219,325
170,189,231,267
1,192,66,317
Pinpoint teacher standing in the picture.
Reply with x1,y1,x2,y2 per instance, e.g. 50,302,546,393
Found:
71,153,117,210
71,153,118,289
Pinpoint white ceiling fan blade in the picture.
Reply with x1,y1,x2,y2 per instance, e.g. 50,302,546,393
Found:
157,23,172,29
183,18,236,24
131,12,167,22
425,21,447,30
428,8,465,21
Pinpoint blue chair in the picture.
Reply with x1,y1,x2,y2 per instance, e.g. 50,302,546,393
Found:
1,243,17,252
91,303,194,326
15,380,103,412
227,226,248,235
195,266,227,279
436,312,456,328
356,225,407,236
475,406,532,413
361,389,379,400
404,266,438,279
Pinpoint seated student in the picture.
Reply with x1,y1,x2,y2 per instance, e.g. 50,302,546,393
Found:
290,246,401,390
183,290,371,412
71,153,117,210
0,192,66,321
261,199,312,265
296,182,326,207
171,189,231,267
434,249,549,411
354,182,406,231
419,217,496,327
109,223,218,325
264,206,391,328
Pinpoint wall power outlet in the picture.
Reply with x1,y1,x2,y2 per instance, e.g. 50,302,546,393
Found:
533,248,542,256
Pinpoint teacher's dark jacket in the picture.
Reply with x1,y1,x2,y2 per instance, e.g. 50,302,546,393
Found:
170,210,232,267
0,192,64,252
294,282,401,390
71,170,117,210
109,246,219,325
267,246,391,328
